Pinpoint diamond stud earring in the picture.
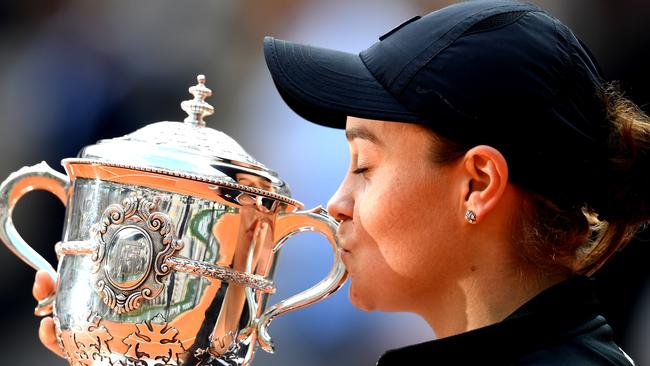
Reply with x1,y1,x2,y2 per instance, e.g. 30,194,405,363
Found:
465,210,477,224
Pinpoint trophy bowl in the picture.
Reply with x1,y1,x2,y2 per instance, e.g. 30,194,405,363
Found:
0,75,347,366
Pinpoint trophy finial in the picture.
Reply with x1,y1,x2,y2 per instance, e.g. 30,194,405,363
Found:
181,74,214,127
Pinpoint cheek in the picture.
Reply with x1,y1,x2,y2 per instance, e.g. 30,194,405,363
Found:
358,169,457,280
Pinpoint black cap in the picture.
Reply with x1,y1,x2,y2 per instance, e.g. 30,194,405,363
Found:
264,0,608,211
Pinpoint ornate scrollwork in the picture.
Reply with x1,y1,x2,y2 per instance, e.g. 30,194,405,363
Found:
55,314,188,366
94,280,155,316
91,194,184,314
123,314,186,365
56,313,115,366
194,343,243,366
164,256,275,293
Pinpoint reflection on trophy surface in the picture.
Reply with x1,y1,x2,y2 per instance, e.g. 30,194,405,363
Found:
0,75,348,366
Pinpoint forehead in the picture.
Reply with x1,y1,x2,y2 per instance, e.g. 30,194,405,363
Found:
345,116,432,146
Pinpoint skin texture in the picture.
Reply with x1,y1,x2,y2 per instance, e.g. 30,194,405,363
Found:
33,270,63,357
327,117,566,338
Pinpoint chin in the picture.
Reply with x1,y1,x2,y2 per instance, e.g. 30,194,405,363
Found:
348,286,376,312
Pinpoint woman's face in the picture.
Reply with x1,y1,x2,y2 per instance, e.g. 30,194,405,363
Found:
327,117,468,313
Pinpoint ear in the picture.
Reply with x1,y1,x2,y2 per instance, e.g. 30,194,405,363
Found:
461,145,509,224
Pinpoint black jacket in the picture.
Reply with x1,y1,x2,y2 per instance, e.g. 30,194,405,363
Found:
377,277,634,365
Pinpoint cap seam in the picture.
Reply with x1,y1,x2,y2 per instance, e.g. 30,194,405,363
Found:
302,44,384,82
392,3,541,96
300,46,406,100
461,10,528,36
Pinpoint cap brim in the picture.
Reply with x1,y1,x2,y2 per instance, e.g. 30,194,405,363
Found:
264,36,421,129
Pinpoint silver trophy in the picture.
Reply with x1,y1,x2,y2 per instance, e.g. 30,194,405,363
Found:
0,75,347,366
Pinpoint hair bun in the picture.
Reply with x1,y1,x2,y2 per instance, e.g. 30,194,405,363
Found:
588,84,650,223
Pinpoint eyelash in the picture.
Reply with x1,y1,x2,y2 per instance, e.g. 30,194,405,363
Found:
352,167,369,175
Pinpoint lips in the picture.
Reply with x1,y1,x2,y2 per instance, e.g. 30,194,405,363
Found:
336,223,353,254
336,234,352,254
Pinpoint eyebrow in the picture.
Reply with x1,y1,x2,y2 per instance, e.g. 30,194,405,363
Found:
345,126,382,145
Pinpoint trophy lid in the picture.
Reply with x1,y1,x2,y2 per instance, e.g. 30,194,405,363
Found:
72,75,292,200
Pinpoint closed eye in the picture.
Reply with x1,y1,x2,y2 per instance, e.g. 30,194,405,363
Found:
352,167,369,174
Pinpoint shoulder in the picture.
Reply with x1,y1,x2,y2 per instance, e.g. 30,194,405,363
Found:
512,316,635,366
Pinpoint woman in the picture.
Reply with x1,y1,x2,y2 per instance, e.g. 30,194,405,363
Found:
35,0,648,364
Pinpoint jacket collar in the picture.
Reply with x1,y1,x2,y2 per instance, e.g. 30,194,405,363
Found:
376,276,601,365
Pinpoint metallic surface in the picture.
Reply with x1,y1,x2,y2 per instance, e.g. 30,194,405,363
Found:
61,159,302,209
0,161,69,315
257,206,345,354
0,76,348,365
181,74,215,126
2,162,347,366
165,256,276,293
75,76,291,199
89,194,185,315
55,243,277,293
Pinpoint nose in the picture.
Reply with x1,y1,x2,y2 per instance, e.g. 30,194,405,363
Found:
327,179,354,222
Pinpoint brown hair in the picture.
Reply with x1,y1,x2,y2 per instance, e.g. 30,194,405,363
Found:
428,82,650,275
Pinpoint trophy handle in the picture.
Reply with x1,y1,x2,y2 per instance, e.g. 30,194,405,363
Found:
256,206,348,353
0,161,70,316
